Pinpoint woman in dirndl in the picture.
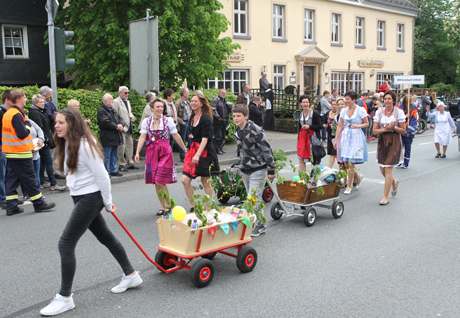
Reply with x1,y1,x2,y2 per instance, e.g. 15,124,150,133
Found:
431,101,456,159
372,91,406,206
297,95,322,171
135,99,187,215
182,92,220,207
335,91,368,195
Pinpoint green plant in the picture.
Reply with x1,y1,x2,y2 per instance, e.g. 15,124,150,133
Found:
241,190,266,224
273,149,288,184
192,194,221,226
211,170,246,202
157,188,176,209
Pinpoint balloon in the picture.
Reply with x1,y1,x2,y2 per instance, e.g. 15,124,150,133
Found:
172,206,187,222
292,175,300,182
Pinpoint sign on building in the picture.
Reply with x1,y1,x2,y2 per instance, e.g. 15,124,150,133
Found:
129,15,159,94
393,75,425,85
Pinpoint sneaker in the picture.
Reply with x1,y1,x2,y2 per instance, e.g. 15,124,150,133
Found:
110,172,124,177
50,185,66,191
6,206,24,216
435,153,441,158
111,271,143,294
127,165,139,170
34,201,56,213
40,294,75,316
251,224,267,237
441,154,446,159
343,187,352,195
42,182,51,189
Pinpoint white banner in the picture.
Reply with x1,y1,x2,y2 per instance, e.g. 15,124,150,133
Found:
393,75,425,85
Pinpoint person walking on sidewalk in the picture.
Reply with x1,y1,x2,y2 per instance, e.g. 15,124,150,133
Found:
134,99,187,216
431,101,456,159
40,109,142,317
372,91,406,206
233,104,275,237
297,95,321,172
113,86,137,171
2,89,55,216
182,92,220,208
334,91,368,195
29,94,66,191
97,93,124,177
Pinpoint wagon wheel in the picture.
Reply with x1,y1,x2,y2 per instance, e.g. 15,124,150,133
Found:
191,259,215,288
236,245,258,273
202,252,217,260
155,251,178,271
262,185,274,203
303,207,316,227
331,200,344,219
270,202,284,221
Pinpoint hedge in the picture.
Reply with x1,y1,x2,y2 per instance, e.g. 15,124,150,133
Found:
0,86,237,142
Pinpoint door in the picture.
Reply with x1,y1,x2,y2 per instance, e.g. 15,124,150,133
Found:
303,65,315,92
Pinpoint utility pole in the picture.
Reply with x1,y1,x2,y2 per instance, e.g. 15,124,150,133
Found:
45,0,59,106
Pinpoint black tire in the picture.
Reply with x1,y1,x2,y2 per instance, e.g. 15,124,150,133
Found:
303,208,316,227
236,245,258,273
270,202,284,220
262,185,274,203
416,119,426,134
155,251,177,271
217,190,231,204
331,200,345,219
191,259,215,288
202,252,217,260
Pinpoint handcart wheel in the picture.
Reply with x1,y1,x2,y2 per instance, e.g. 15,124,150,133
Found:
155,251,178,271
303,208,316,227
270,202,284,221
331,200,344,219
202,252,217,260
262,185,274,203
236,245,258,273
191,259,215,288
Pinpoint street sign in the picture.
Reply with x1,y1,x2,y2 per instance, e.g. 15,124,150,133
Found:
393,75,425,85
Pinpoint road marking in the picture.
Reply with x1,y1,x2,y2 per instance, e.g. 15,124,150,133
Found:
369,150,376,154
363,178,385,184
417,142,432,146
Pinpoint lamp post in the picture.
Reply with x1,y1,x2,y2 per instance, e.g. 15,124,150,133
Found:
45,0,59,106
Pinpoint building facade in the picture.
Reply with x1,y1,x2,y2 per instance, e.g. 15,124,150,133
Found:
208,0,417,95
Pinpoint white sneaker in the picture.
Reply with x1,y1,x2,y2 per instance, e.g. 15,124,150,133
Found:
111,271,143,294
343,187,352,195
40,294,75,316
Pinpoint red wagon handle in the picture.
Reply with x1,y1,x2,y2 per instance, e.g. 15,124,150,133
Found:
110,208,168,273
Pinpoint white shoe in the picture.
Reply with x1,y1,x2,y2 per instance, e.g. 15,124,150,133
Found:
343,187,352,195
40,294,75,316
111,271,143,294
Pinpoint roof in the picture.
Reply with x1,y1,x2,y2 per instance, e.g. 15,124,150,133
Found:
365,0,418,15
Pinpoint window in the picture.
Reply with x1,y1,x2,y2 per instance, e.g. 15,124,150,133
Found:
376,73,403,90
272,4,285,40
2,25,29,59
355,17,365,47
234,0,248,36
330,72,364,95
207,69,249,94
304,9,315,42
397,23,405,50
331,13,341,44
377,20,385,49
273,65,285,90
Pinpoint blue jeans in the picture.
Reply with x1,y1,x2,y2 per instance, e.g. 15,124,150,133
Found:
401,135,414,167
39,147,57,186
33,159,41,189
0,152,6,202
103,146,118,174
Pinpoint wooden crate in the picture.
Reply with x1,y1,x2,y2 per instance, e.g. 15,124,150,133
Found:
305,182,340,203
276,181,308,204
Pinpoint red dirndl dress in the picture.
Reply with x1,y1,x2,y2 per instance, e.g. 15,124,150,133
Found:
297,127,313,160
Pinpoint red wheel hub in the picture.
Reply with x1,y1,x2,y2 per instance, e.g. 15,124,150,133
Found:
199,266,211,282
244,253,255,267
165,256,175,267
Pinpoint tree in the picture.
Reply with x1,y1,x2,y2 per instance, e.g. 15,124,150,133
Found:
57,0,238,90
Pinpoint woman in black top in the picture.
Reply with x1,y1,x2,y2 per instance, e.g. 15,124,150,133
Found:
182,92,219,207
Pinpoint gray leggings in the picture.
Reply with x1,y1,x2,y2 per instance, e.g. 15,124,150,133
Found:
58,191,134,296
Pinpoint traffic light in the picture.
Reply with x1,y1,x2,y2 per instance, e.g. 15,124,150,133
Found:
54,27,75,72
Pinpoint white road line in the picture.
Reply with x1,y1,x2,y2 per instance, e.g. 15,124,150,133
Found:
417,142,432,146
363,178,385,184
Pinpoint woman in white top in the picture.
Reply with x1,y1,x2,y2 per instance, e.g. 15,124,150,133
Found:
372,91,406,206
40,109,142,317
431,101,456,158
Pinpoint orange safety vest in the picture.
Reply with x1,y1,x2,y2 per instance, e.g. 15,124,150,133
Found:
2,107,33,158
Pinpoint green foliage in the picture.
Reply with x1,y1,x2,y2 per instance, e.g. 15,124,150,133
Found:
211,170,246,202
430,83,458,96
57,0,238,90
241,190,266,224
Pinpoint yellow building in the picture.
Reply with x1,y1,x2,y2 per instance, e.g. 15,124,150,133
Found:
207,0,417,95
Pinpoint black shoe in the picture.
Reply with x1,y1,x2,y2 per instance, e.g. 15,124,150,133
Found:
127,165,139,170
34,202,56,213
6,206,24,216
119,166,128,172
54,173,65,180
441,154,446,159
0,201,7,210
157,209,165,216
435,153,441,158
110,172,124,177
251,224,267,237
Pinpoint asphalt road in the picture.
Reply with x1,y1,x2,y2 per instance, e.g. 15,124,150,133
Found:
1,131,460,318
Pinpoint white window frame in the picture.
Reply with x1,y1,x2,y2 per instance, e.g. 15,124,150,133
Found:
331,13,341,45
2,24,29,59
330,72,364,95
355,17,365,47
376,72,403,90
272,4,285,40
377,20,386,49
207,69,249,94
233,0,249,36
304,9,315,42
273,65,285,90
397,23,405,51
